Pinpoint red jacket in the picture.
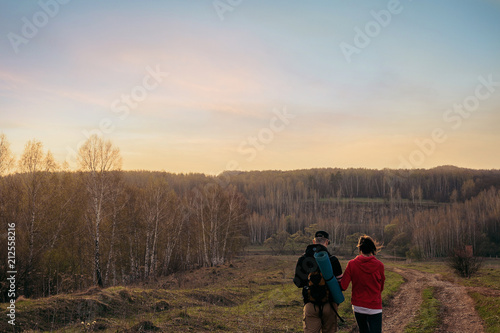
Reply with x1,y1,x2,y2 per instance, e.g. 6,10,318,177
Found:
340,255,385,310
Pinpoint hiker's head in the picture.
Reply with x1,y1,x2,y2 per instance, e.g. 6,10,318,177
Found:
313,230,330,246
357,235,381,255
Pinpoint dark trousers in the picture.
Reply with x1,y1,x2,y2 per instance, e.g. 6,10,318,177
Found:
354,312,382,333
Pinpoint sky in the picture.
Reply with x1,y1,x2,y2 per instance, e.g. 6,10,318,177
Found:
1,0,500,174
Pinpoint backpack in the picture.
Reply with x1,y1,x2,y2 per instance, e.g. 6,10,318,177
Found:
306,270,330,305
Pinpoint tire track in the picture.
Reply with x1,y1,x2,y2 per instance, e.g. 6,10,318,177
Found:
382,267,424,332
382,267,485,333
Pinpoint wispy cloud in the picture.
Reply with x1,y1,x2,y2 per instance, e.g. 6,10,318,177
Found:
1,0,499,172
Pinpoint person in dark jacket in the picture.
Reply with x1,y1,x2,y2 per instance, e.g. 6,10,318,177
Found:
294,231,343,333
340,235,385,333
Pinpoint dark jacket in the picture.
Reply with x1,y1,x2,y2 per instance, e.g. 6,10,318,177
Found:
293,244,343,304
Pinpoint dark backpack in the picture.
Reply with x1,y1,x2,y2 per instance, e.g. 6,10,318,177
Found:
306,270,330,305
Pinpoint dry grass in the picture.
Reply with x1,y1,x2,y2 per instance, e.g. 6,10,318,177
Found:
1,254,411,332
1,255,304,332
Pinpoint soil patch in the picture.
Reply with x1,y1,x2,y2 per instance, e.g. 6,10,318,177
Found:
383,267,485,333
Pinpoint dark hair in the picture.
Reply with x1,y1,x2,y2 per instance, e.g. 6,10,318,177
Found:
357,235,381,255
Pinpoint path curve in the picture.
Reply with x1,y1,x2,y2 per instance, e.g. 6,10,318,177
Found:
382,267,485,333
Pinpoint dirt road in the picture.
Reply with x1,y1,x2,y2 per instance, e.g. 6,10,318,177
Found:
382,267,485,333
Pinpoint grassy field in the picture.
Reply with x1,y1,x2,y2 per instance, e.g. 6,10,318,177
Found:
389,258,500,288
389,258,500,333
1,255,303,332
0,255,403,332
2,255,498,332
316,197,438,206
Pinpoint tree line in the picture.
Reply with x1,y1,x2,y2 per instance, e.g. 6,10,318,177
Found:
1,133,499,300
0,134,246,300
225,168,500,255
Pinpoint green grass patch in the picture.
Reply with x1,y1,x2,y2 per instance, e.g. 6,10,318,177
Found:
390,260,500,333
382,270,405,307
469,292,500,333
404,287,441,333
336,286,354,332
391,259,500,290
318,197,387,204
316,197,438,206
458,267,500,290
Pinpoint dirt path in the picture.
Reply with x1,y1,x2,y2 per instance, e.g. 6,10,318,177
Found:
382,267,485,333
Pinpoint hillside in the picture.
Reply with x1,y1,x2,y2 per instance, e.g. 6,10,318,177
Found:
2,167,500,301
1,255,303,332
3,252,498,332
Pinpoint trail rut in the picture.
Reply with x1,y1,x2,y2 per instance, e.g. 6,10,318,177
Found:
382,267,485,333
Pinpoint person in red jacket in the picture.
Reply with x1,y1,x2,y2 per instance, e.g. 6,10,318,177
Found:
340,235,384,333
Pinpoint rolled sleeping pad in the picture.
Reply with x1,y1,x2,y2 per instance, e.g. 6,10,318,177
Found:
314,251,345,304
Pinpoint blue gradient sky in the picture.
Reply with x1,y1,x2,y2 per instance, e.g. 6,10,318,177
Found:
1,0,499,174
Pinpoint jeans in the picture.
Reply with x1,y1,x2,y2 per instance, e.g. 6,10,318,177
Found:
354,312,382,333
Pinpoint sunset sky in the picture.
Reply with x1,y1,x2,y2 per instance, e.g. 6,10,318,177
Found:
1,0,500,174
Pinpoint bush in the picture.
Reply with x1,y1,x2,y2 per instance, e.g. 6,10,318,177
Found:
386,232,411,257
264,231,290,254
447,247,483,278
406,246,423,260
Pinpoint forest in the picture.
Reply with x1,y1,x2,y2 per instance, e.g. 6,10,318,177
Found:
1,133,499,300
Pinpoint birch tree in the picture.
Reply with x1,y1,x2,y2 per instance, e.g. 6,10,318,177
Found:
18,140,57,297
159,190,184,275
78,135,122,287
104,173,126,286
192,184,246,266
141,177,170,279
0,133,15,175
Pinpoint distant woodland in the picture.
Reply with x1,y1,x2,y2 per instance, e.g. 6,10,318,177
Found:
1,134,499,299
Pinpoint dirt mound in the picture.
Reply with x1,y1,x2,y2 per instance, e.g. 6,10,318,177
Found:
0,287,169,332
125,321,160,332
77,286,103,296
9,297,112,331
187,290,237,306
153,300,170,311
0,255,297,332
467,286,500,297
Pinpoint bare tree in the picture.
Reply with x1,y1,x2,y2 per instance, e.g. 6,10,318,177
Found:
78,135,122,287
220,185,246,262
141,177,170,279
0,133,15,175
104,173,126,286
161,193,185,274
18,140,57,297
191,184,246,266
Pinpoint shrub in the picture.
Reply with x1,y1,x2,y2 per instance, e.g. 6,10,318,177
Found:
264,231,290,254
447,247,482,278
